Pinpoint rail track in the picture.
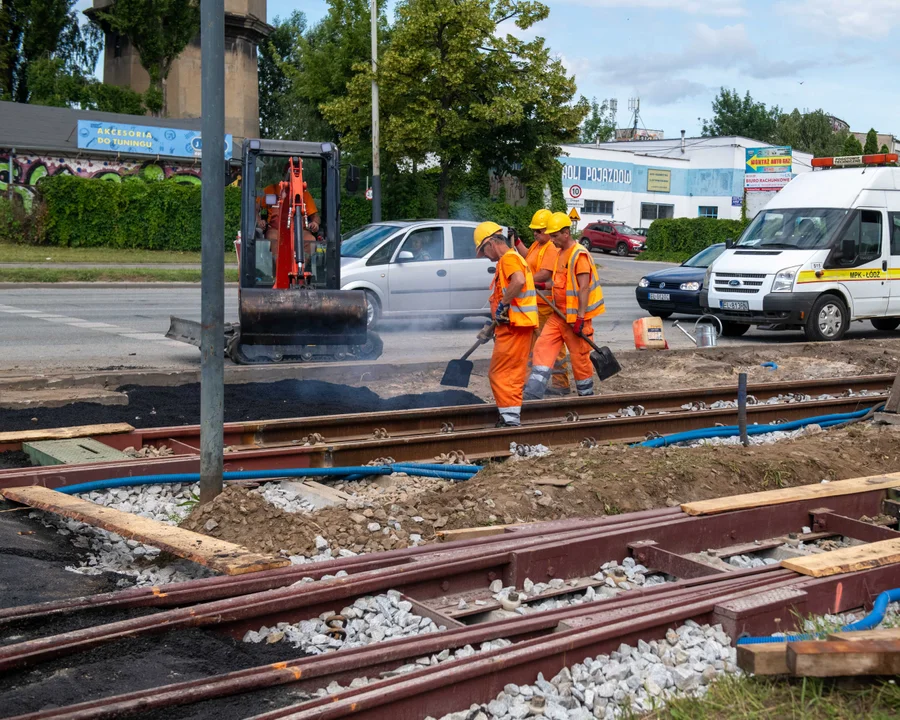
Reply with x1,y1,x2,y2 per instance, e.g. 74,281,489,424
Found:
2,478,900,720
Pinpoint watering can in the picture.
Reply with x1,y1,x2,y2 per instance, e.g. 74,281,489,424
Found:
672,315,723,348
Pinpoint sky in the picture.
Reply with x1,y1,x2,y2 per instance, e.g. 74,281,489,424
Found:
81,0,898,140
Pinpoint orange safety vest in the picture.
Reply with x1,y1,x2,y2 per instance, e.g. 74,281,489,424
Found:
560,244,605,322
525,241,554,307
493,250,539,328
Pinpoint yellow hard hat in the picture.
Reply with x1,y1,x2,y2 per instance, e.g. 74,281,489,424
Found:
473,221,503,254
529,208,552,231
545,211,572,234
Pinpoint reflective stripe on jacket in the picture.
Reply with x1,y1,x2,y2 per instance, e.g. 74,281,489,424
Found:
563,245,605,322
493,250,539,328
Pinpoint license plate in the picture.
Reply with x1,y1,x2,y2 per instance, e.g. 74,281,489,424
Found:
648,292,670,301
721,300,749,311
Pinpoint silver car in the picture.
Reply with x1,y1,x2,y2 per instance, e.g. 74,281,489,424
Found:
341,220,497,328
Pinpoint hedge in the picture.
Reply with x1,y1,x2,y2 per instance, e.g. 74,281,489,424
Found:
640,217,748,262
36,175,241,250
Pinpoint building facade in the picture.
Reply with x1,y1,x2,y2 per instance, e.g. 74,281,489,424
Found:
558,136,814,229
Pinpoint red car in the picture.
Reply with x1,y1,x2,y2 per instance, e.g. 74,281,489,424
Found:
580,221,646,256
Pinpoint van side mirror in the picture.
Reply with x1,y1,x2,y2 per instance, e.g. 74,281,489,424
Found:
397,250,414,262
725,237,734,249
346,165,360,193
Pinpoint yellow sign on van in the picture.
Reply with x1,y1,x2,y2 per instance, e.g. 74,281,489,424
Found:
647,169,671,193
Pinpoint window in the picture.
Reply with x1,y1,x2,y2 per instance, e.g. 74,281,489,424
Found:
396,227,444,262
584,200,613,215
698,206,718,219
834,209,882,266
596,224,613,233
366,236,402,266
890,213,900,256
451,226,479,259
736,208,847,250
641,203,674,221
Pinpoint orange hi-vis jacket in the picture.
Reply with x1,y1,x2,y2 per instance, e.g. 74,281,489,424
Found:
524,240,558,307
556,244,605,322
491,249,539,328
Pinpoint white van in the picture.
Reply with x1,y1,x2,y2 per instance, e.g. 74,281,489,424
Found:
701,153,900,341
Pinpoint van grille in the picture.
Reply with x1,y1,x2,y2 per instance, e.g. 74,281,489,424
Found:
713,272,766,294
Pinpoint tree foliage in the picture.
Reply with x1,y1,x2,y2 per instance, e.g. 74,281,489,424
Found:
28,57,146,113
775,109,847,158
323,0,586,217
864,128,879,155
881,144,890,154
580,97,615,144
701,88,780,142
94,0,199,116
259,11,308,139
843,133,864,156
0,0,101,103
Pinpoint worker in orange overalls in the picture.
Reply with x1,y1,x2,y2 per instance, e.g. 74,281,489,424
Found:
474,221,539,427
524,208,571,396
524,212,605,400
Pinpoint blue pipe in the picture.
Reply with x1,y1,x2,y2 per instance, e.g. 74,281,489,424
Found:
637,405,879,448
391,463,482,473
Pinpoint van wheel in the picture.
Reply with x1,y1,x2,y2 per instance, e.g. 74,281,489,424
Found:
871,318,900,332
616,242,629,256
364,291,381,330
721,322,750,337
805,294,849,341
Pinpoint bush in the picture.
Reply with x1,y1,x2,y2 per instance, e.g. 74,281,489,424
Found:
641,217,748,262
0,195,47,245
36,175,240,250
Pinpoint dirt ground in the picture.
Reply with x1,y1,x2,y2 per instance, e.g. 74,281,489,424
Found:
183,422,900,559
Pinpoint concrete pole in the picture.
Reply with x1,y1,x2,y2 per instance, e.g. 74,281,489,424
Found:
370,0,382,222
199,0,225,504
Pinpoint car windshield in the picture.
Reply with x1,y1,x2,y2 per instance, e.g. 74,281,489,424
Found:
341,224,398,257
683,244,726,268
736,208,848,250
617,224,638,235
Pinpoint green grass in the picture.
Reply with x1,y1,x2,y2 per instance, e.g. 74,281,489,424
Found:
636,251,690,263
652,675,900,720
0,244,237,265
0,268,240,283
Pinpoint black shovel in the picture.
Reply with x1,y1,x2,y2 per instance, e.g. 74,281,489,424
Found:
535,289,621,381
441,322,496,388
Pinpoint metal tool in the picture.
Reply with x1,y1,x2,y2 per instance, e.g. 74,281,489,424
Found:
673,315,723,348
440,322,496,388
534,289,621,381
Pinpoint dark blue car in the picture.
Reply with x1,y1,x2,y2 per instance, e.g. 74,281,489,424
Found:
635,244,725,318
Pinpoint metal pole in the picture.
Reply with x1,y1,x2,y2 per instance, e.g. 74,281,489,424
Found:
199,0,225,504
7,148,14,200
737,373,749,447
370,0,381,222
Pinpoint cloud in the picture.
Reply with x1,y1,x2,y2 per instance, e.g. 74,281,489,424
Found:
559,0,746,17
778,0,900,38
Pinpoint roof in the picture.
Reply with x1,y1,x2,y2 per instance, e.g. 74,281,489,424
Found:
0,101,240,161
767,167,900,210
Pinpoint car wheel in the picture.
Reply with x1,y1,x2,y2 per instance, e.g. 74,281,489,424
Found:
655,311,673,320
871,318,900,332
580,238,590,248
804,294,849,342
721,321,750,337
364,291,381,330
616,242,629,256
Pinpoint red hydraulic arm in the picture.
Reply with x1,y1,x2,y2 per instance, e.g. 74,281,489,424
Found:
272,157,311,290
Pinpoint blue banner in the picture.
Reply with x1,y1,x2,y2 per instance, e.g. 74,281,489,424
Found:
76,120,233,160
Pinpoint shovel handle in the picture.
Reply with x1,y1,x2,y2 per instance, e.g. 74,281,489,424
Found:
458,321,497,361
534,289,604,354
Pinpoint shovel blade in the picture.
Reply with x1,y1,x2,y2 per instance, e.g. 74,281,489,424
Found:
441,359,474,388
590,346,621,381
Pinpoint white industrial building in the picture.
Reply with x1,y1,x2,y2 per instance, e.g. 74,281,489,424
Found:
558,136,814,229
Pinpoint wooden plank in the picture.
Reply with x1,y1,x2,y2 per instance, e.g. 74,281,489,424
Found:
787,640,900,676
0,486,288,575
781,538,900,577
828,629,900,643
0,423,134,445
681,473,900,517
437,525,510,542
532,477,574,487
736,643,789,675
303,480,353,501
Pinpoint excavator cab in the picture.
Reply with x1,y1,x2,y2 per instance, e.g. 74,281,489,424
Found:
167,139,382,364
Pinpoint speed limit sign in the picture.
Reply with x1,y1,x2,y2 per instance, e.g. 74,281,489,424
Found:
569,185,583,199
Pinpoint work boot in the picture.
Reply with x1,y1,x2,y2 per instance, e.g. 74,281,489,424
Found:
495,419,520,428
545,385,572,397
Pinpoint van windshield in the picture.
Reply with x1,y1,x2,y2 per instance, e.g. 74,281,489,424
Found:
341,224,398,257
736,208,848,250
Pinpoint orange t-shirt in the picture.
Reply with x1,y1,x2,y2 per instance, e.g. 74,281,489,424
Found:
491,250,527,315
553,245,593,310
525,241,558,305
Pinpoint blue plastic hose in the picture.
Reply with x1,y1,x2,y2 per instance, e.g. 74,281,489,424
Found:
637,405,879,448
737,588,900,644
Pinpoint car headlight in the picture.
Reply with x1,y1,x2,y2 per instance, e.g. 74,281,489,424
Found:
679,281,701,291
772,265,800,293
638,278,650,288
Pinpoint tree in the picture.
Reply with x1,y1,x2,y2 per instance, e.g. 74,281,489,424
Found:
881,144,890,154
258,11,310,139
324,0,586,217
580,97,615,144
701,88,780,142
864,128,879,155
94,0,200,116
843,133,864,156
774,109,847,158
28,57,146,113
0,0,100,103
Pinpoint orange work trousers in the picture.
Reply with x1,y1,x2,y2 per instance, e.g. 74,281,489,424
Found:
489,324,534,426
524,314,595,399
533,304,571,391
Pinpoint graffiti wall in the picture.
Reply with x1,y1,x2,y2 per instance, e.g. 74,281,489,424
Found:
0,150,203,210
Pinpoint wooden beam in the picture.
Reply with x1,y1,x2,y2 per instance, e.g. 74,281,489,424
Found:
787,640,900,676
682,473,900,517
1,486,288,575
884,363,900,414
781,538,900,577
0,423,134,445
736,643,789,675
828,629,900,643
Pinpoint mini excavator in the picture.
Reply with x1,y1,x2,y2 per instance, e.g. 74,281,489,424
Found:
167,139,382,364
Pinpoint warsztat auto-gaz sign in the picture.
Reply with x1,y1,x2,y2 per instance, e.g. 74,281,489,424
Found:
744,146,791,191
77,120,233,160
